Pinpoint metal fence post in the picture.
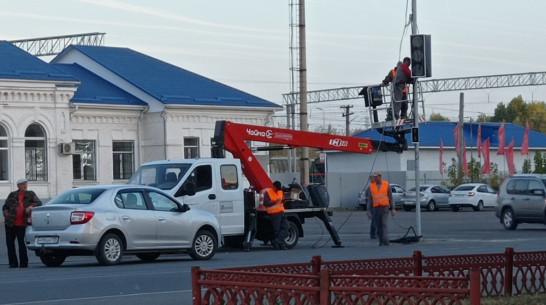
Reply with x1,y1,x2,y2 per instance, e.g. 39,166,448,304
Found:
413,250,423,276
320,269,330,305
191,266,202,305
504,247,514,296
469,268,481,305
312,255,322,274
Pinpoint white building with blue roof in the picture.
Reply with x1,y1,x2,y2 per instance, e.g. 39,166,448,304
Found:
0,41,281,199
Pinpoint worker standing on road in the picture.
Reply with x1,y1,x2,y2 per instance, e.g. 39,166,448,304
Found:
391,57,412,120
3,178,42,268
263,181,289,250
366,172,395,246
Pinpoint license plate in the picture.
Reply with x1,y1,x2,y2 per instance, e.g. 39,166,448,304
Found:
456,194,464,197
37,236,59,244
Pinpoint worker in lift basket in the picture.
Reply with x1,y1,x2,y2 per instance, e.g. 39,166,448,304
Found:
263,181,289,250
385,57,412,121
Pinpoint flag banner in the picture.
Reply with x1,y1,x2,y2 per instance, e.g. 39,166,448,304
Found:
453,123,460,154
482,138,491,174
477,123,482,158
498,121,505,155
521,119,529,155
506,138,515,174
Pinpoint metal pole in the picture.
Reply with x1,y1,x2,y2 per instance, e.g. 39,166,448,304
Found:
287,105,292,173
412,0,422,238
299,0,309,185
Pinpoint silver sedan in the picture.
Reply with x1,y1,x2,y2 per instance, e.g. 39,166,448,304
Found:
26,185,220,267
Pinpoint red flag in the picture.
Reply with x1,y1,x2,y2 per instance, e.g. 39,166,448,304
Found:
521,119,529,155
498,121,505,155
463,141,469,176
506,138,515,174
439,138,444,175
482,138,491,174
477,123,482,158
453,123,460,154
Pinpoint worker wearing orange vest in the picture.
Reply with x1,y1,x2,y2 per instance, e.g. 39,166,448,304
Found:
365,172,395,246
263,181,289,250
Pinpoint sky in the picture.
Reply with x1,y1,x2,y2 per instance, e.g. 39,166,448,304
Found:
2,0,546,132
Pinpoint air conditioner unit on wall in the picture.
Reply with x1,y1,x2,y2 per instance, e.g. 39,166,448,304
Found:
59,142,75,155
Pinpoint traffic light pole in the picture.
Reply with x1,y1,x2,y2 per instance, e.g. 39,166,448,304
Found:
411,0,422,239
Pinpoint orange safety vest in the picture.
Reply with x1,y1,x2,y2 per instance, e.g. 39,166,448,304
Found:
265,188,285,214
370,181,390,207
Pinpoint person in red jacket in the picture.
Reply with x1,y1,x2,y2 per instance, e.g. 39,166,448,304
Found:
3,178,42,268
391,57,412,120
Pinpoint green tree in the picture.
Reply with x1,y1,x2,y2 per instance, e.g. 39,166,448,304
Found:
534,151,545,174
522,159,532,173
446,158,462,189
468,157,481,183
429,112,450,121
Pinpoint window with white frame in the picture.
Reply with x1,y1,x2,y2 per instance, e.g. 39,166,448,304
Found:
0,125,8,181
184,137,200,158
73,140,96,181
25,123,47,181
113,141,134,180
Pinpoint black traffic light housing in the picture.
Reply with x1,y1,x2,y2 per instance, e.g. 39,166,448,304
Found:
410,34,431,78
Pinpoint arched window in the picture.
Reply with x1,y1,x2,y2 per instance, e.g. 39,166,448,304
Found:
0,125,8,181
25,123,47,181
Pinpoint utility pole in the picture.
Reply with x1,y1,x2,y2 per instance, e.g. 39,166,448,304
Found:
411,0,422,238
298,0,309,185
340,105,354,136
458,93,465,181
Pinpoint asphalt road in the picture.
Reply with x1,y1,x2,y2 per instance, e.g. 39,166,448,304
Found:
1,208,544,305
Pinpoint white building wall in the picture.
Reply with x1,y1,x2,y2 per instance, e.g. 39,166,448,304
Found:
0,79,77,200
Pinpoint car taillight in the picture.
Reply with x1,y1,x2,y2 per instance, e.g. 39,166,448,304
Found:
71,211,95,224
467,192,475,196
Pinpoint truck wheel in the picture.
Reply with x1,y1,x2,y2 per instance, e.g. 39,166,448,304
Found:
190,230,217,260
284,221,299,249
96,233,123,266
40,254,66,267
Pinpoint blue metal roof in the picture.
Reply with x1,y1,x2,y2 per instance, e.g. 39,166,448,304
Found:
355,121,546,148
53,45,280,108
0,41,77,82
52,63,147,106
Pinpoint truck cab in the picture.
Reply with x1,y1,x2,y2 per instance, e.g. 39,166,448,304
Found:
128,158,245,238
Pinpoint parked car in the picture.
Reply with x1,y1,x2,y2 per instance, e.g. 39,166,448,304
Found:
26,185,220,267
402,184,451,211
449,183,498,212
495,174,546,230
356,183,406,210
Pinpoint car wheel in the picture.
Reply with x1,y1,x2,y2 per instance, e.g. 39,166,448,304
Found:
190,230,217,260
136,253,161,262
39,254,66,267
451,205,460,212
501,208,518,230
426,201,436,211
284,220,300,249
473,201,484,212
96,233,123,266
403,206,413,212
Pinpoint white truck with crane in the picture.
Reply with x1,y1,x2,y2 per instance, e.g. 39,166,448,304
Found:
128,120,372,250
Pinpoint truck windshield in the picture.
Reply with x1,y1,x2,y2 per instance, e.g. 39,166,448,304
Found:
128,164,191,190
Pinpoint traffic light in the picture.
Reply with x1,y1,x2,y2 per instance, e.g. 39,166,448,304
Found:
410,34,431,78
